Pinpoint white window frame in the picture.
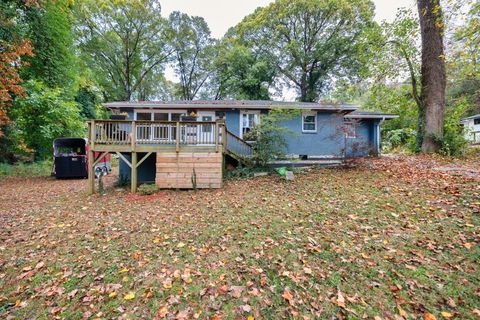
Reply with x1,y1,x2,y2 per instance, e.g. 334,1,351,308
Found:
239,110,261,139
344,120,357,138
134,109,188,121
302,111,317,133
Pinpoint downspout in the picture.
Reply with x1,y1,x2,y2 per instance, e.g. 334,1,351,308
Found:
377,117,385,156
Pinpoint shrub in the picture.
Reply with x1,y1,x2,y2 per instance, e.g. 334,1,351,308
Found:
435,99,469,157
244,108,300,166
137,183,159,195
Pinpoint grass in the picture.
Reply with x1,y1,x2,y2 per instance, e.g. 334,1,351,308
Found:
0,160,52,177
0,155,479,319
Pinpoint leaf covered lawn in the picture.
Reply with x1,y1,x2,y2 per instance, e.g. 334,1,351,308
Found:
0,155,479,319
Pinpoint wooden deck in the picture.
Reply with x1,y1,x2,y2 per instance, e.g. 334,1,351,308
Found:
87,119,253,193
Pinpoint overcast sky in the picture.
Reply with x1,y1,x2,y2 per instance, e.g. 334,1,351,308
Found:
161,0,416,39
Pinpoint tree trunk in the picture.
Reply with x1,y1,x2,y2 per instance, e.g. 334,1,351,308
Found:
417,0,446,153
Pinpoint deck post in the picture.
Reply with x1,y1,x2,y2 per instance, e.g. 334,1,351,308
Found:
215,122,219,152
131,152,137,193
131,120,136,151
176,122,180,152
88,148,95,194
87,120,95,194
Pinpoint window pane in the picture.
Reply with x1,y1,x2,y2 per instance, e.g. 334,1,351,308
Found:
154,113,168,121
475,118,480,125
137,112,151,121
304,115,315,123
171,113,183,121
303,123,315,131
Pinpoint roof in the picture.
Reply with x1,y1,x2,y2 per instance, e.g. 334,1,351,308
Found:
103,100,358,111
461,114,480,122
344,110,398,119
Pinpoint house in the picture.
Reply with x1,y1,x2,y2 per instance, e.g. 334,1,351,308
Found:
86,100,396,193
460,114,480,144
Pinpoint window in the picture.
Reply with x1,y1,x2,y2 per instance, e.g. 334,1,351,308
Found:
344,120,356,138
136,112,152,121
474,118,480,125
302,112,317,132
240,111,260,139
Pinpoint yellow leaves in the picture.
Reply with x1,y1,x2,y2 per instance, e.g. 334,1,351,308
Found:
156,305,168,318
465,223,474,227
108,291,117,298
440,311,453,319
247,316,255,320
177,242,186,248
397,303,408,318
163,278,173,289
14,299,22,307
119,267,129,273
424,312,437,320
123,292,135,300
282,287,294,306
463,242,475,249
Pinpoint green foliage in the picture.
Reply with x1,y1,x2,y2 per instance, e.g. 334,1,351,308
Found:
244,108,300,166
237,0,376,102
435,99,469,157
11,80,85,159
212,41,275,100
137,183,159,195
168,11,215,100
382,128,416,153
75,0,171,101
224,165,273,180
75,86,98,119
23,0,77,92
0,160,52,177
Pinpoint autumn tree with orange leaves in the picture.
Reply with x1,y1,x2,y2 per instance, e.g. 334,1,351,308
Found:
0,1,38,135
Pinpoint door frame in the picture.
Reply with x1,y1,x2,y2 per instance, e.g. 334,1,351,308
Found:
239,110,260,139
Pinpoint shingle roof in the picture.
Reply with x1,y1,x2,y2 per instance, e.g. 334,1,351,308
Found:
345,110,398,119
103,100,358,111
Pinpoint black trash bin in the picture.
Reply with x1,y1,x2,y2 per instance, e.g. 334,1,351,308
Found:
53,138,88,178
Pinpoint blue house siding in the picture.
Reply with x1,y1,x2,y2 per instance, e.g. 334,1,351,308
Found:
279,112,347,158
225,110,240,136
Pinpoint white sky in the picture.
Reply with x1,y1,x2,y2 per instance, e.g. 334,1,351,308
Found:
161,0,416,39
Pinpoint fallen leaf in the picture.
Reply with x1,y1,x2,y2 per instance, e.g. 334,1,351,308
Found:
440,311,453,319
282,287,294,306
397,303,407,318
123,292,135,300
424,312,437,320
156,306,168,318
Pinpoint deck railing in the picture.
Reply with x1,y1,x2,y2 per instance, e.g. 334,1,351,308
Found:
89,120,225,149
225,130,254,158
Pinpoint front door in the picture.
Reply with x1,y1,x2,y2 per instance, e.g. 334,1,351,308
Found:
197,111,216,144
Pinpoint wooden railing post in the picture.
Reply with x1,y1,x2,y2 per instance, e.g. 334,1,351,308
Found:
215,122,219,152
176,122,180,152
131,152,137,193
131,120,136,151
90,120,96,150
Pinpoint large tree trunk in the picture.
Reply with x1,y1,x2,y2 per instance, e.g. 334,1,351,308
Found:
417,0,447,153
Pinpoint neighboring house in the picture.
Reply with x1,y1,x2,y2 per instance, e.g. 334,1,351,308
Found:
460,114,480,144
86,100,396,193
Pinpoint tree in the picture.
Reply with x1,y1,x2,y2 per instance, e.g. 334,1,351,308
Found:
168,11,215,100
212,40,276,100
0,0,34,136
75,86,98,119
11,80,84,159
237,0,375,102
417,0,447,153
22,0,77,92
75,0,172,101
